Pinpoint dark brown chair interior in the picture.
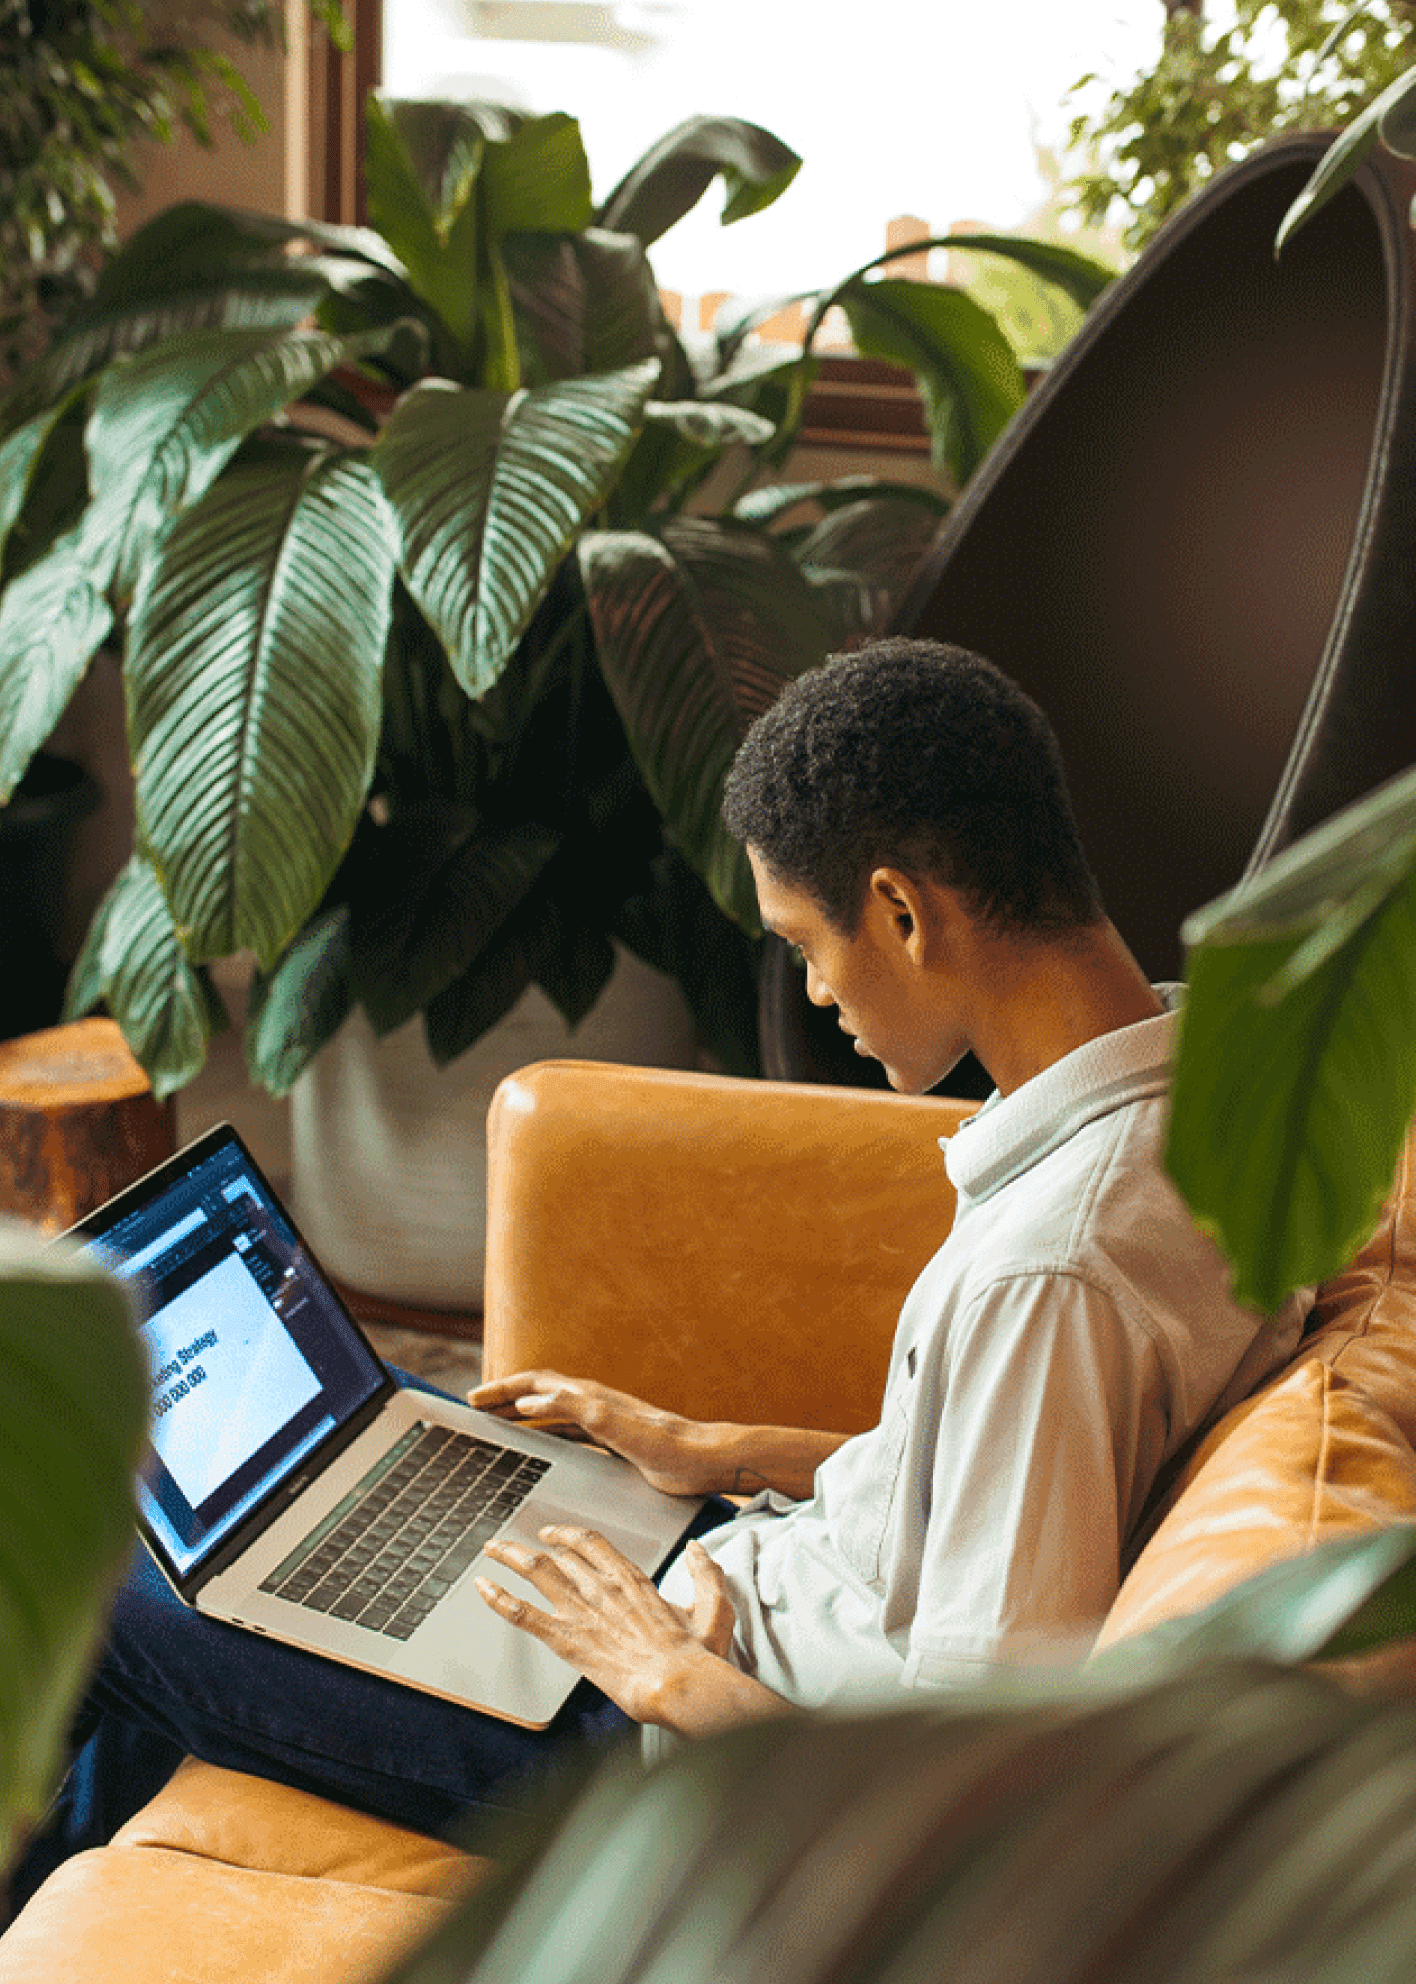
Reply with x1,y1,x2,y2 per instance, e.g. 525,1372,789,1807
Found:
763,133,1416,1090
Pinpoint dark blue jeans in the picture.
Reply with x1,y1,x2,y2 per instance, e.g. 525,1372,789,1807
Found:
12,1377,733,1913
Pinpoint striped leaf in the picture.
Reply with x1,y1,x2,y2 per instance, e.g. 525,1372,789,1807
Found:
375,361,658,698
387,1666,1416,1984
64,854,225,1098
0,277,333,441
504,229,665,383
86,322,410,598
244,903,356,1098
793,494,949,639
127,441,397,970
0,534,112,802
351,815,562,1035
0,405,69,566
579,518,832,930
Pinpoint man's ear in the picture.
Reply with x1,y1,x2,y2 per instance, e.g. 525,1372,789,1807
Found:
866,868,930,959
868,867,967,966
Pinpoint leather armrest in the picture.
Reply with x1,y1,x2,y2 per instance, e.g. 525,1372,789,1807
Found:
482,1061,973,1434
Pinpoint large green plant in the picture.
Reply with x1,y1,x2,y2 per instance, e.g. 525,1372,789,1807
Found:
1165,60,1416,1313
0,1224,147,1895
0,96,1112,1097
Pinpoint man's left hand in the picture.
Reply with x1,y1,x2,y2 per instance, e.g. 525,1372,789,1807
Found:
476,1528,761,1731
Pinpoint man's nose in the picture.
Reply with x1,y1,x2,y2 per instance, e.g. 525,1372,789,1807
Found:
804,962,834,1008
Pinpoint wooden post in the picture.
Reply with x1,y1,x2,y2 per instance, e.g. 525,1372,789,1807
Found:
0,1018,175,1232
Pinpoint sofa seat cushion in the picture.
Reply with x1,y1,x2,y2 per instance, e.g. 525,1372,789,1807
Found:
108,1758,480,1898
0,1843,452,1984
1098,1359,1416,1649
0,1760,489,1984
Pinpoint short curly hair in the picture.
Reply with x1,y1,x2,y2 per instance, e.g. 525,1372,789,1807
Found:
722,637,1103,936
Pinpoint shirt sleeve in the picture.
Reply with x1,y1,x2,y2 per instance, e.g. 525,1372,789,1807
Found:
900,1269,1163,1688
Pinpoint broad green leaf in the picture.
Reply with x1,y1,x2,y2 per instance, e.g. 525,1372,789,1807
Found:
503,229,665,383
351,815,561,1035
82,201,408,295
731,475,950,528
1382,64,1416,158
615,848,762,1077
645,400,776,450
0,406,68,567
480,113,594,237
612,400,781,523
0,390,91,585
838,277,1026,485
1276,65,1416,251
596,115,801,247
518,889,616,1031
710,289,813,364
244,902,356,1097
0,534,113,803
87,322,410,598
81,201,399,313
886,231,1115,314
364,95,482,356
63,854,225,1097
0,1228,147,1880
579,518,834,930
375,361,658,698
372,97,522,225
1168,765,1416,1313
423,921,535,1068
128,442,398,970
0,277,335,441
793,495,947,641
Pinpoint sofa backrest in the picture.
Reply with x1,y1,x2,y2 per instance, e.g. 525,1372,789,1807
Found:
1100,1126,1416,1647
483,1061,977,1435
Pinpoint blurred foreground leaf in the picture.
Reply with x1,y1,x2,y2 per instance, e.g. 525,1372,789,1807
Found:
1168,765,1416,1313
0,1229,146,1882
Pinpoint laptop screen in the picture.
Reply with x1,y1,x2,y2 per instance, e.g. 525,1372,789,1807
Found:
74,1128,388,1583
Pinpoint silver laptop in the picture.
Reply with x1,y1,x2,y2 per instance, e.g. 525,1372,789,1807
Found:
70,1124,704,1729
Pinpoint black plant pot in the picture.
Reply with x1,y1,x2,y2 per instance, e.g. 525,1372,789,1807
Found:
0,752,101,1042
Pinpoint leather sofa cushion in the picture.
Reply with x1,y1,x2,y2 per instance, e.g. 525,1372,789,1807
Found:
1098,1359,1416,1649
109,1758,480,1898
0,1845,451,1984
0,1761,487,1984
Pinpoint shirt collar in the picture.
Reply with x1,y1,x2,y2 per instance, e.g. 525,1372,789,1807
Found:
941,984,1182,1203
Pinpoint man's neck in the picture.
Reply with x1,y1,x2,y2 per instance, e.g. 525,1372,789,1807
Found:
966,921,1166,1098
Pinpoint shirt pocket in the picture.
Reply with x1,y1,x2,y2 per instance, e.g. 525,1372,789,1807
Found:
835,1384,912,1593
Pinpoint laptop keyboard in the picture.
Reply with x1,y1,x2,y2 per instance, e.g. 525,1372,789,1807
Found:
259,1422,551,1641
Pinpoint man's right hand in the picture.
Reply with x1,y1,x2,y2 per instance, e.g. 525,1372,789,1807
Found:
468,1371,719,1498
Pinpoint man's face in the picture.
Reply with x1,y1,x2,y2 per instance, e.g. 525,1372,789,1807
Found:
747,849,967,1096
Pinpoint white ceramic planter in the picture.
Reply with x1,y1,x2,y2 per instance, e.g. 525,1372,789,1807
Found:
289,946,697,1313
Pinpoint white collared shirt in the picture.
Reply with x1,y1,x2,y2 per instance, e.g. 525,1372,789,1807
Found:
658,991,1307,1707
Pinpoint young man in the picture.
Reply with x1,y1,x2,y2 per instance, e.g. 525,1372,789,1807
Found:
468,636,1307,1725
16,638,1304,1899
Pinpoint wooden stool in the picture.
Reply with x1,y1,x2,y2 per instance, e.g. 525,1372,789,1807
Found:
0,1018,176,1232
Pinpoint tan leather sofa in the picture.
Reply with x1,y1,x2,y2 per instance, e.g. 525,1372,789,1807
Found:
4,1060,1415,1983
